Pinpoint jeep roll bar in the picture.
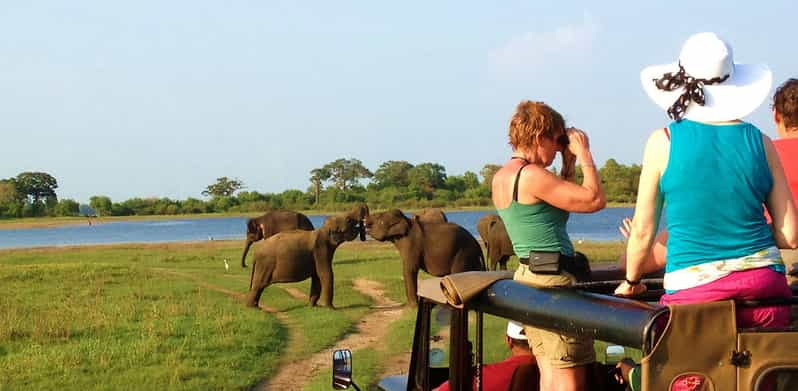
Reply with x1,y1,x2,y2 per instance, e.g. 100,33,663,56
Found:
467,279,669,351
418,276,670,353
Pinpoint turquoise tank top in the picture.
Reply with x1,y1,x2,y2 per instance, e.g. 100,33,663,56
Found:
660,120,776,274
496,161,574,258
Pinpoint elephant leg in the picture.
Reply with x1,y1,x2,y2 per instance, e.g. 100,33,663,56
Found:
316,260,335,309
403,266,420,307
246,262,274,308
309,273,321,306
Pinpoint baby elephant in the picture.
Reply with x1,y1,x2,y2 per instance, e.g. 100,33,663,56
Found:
365,208,485,306
245,207,366,309
476,214,515,270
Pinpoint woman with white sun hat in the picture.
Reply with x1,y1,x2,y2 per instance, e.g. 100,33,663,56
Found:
614,32,798,329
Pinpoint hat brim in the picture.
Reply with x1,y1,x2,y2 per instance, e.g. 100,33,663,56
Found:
640,62,772,122
506,321,527,340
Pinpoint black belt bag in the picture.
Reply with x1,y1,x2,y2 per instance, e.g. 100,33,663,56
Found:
520,251,591,282
521,251,561,274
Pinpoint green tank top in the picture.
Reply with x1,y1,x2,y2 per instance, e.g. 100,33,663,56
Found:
495,160,574,257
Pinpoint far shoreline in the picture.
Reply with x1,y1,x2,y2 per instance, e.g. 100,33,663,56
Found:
0,203,635,231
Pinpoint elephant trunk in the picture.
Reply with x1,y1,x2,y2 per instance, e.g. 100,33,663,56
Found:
352,203,369,241
241,239,254,268
249,259,256,290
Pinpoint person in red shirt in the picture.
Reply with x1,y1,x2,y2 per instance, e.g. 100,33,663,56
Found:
436,321,537,391
772,78,798,208
772,78,798,281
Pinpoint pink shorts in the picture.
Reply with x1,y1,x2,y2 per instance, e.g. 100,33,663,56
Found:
660,267,792,328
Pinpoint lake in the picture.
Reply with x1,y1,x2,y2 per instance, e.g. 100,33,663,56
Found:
0,208,635,250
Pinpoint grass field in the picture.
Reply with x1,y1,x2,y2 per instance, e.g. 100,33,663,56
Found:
0,239,626,390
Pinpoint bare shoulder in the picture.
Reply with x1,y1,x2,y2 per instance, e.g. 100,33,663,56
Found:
760,132,776,149
641,128,670,168
760,132,780,164
646,127,670,146
519,162,557,182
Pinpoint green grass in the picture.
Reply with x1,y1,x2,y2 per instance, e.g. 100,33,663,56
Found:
0,241,380,390
0,262,284,390
0,240,626,390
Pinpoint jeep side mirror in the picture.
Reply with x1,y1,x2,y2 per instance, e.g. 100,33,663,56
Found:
333,349,361,390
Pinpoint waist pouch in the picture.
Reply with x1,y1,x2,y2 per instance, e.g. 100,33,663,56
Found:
521,251,591,282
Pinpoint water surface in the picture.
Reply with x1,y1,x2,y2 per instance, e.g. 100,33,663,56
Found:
0,208,634,250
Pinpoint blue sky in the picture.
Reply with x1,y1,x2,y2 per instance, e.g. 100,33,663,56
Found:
2,1,796,203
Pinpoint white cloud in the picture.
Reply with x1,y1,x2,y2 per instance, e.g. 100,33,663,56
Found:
489,12,600,78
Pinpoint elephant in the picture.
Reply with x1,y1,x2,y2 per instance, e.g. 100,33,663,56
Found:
476,214,515,270
413,208,448,223
365,208,485,306
245,204,369,309
241,210,314,268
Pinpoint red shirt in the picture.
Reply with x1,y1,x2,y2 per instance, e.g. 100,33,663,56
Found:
436,354,536,391
774,138,798,199
765,138,798,223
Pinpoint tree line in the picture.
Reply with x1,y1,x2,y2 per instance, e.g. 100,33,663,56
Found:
0,172,83,218
0,158,641,219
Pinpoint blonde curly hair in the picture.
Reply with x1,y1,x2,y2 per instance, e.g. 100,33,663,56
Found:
508,100,565,151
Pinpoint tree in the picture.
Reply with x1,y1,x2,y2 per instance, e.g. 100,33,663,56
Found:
0,179,23,218
44,195,58,216
202,177,245,198
15,172,58,204
599,159,640,203
480,164,501,187
320,158,373,190
280,189,311,209
54,199,80,216
89,196,113,216
181,197,208,214
372,160,413,189
462,171,480,190
309,167,331,204
408,163,447,198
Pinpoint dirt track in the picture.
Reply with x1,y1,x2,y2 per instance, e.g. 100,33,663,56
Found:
258,278,405,391
153,268,409,391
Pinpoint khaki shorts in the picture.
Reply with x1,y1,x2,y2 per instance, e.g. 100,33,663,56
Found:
513,264,596,368
782,249,798,286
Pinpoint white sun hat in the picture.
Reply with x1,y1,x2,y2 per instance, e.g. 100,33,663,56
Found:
506,321,526,340
640,32,772,122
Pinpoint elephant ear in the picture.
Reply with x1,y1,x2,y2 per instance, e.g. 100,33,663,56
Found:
246,219,262,240
385,212,410,238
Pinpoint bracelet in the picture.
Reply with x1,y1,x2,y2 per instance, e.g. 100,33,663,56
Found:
625,277,641,286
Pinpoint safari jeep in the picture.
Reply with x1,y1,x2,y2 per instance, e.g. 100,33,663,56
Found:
332,268,798,391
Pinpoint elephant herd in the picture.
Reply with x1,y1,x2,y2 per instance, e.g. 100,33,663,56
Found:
240,205,515,309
